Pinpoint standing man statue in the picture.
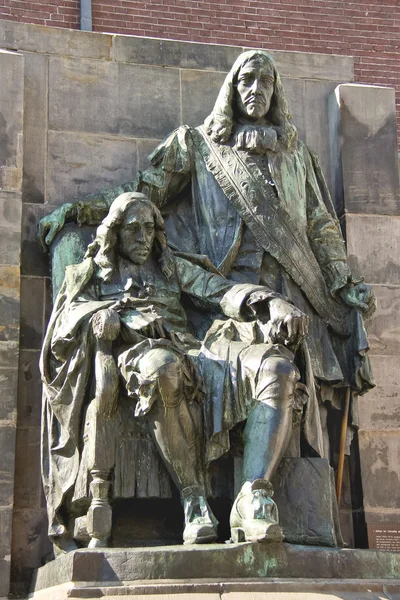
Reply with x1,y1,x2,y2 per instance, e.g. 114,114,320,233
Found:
39,50,375,547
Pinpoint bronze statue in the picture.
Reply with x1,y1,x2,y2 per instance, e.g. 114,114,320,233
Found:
39,50,375,552
41,191,310,550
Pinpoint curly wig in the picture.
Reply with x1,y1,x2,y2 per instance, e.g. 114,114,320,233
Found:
204,50,297,151
85,192,175,281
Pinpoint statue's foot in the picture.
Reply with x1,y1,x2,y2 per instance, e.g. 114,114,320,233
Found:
230,479,284,543
181,485,218,545
53,537,78,556
183,521,218,545
231,521,283,543
88,536,109,548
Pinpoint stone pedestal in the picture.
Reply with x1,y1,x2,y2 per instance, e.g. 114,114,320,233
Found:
30,544,400,600
272,458,338,547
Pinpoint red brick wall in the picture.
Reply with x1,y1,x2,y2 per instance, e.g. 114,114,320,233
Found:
0,0,399,139
0,0,79,28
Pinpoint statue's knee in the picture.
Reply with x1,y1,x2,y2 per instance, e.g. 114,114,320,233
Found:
138,348,183,402
138,348,179,376
277,356,299,382
262,355,299,382
256,355,300,407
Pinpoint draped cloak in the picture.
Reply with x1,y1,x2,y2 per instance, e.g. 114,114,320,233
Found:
41,252,288,538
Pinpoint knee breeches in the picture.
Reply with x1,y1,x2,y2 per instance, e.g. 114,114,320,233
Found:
239,344,300,410
118,342,202,417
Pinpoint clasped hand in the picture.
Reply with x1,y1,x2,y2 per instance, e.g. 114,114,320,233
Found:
247,291,308,347
92,308,121,341
92,306,169,341
339,281,376,316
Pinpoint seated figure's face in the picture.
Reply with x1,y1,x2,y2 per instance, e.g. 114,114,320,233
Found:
235,59,275,122
118,203,156,265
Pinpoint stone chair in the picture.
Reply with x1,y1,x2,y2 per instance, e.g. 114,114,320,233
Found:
48,223,342,549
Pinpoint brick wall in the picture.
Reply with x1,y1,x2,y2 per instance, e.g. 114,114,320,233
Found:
0,0,79,28
0,0,399,140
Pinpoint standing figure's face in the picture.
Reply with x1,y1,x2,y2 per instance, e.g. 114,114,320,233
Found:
118,203,156,265
235,60,275,122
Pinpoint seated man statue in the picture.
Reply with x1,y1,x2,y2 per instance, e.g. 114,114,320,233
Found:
41,191,310,551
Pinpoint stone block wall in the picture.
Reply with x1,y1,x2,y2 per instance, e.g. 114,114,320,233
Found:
0,20,398,596
0,48,23,599
331,84,400,548
0,0,399,141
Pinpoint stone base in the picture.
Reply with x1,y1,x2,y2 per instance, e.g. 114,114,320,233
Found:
28,579,400,600
272,458,339,546
30,544,400,599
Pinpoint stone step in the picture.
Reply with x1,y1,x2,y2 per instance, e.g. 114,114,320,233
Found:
29,578,400,600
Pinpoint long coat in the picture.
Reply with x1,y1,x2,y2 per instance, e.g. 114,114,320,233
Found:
136,125,373,395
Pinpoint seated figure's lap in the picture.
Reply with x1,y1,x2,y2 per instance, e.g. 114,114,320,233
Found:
138,348,184,408
119,340,300,417
118,344,199,415
239,344,300,408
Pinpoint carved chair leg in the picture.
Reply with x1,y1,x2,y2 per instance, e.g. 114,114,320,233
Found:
87,469,112,548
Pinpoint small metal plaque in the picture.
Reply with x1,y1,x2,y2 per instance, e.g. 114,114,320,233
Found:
368,523,400,551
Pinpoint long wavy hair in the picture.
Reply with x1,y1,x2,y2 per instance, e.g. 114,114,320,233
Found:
85,192,175,281
204,50,297,151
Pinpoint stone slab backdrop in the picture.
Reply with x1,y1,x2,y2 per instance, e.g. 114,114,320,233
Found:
0,20,399,597
330,83,400,549
0,47,23,600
